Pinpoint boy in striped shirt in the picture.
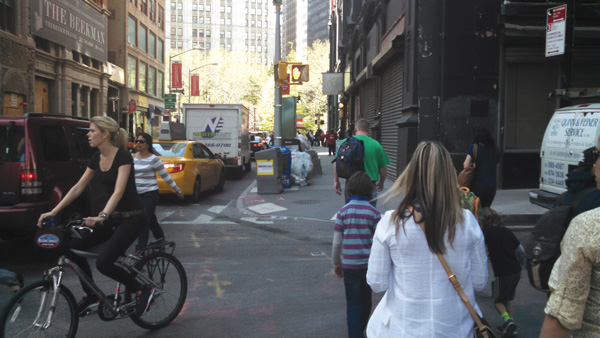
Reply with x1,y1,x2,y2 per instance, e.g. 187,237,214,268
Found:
332,171,381,338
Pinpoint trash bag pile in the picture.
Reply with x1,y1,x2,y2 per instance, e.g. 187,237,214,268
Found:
295,133,312,151
290,150,313,186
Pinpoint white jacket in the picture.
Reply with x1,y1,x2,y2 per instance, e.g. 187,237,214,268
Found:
366,209,488,338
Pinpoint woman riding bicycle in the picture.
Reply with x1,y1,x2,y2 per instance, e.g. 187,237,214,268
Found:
37,116,153,317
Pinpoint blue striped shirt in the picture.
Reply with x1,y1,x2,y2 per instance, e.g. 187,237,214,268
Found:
334,197,381,269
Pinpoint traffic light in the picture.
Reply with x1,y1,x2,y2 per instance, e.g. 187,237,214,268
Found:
274,61,288,82
290,64,309,83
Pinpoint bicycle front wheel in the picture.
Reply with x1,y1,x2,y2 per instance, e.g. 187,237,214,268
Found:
130,252,187,330
0,280,79,338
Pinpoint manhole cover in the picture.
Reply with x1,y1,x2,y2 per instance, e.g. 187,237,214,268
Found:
293,200,320,205
199,198,231,206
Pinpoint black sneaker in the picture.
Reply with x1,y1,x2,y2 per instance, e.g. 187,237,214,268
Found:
77,295,99,316
497,319,517,337
135,285,156,316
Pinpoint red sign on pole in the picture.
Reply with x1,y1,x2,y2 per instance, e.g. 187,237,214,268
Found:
546,4,567,57
172,61,182,89
190,74,200,97
281,74,290,95
128,100,136,113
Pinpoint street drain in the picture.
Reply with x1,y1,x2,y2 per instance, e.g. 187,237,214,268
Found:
199,198,231,206
293,200,320,205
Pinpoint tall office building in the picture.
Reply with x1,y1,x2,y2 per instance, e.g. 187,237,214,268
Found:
307,0,328,46
165,0,274,65
283,0,328,61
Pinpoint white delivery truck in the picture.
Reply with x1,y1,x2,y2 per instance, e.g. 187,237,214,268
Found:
529,103,600,208
183,103,252,174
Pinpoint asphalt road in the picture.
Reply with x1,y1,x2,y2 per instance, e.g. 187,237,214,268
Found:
0,164,549,337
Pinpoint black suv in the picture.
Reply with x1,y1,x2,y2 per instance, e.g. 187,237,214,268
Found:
0,114,94,238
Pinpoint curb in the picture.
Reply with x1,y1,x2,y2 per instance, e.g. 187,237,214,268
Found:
501,214,541,226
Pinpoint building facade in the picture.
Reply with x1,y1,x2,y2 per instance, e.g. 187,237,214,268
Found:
307,0,329,47
165,0,274,65
1,0,112,118
329,0,600,188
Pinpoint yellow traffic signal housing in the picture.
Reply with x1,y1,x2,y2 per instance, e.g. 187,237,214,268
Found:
274,61,288,82
290,64,309,83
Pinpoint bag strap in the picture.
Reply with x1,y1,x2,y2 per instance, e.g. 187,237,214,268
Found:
472,144,478,165
409,206,487,332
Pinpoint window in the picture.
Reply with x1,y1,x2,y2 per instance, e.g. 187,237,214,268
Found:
226,6,231,13
170,40,175,48
206,43,211,49
157,39,164,62
206,5,211,11
250,8,255,14
192,42,197,48
219,18,224,25
149,31,156,58
226,44,231,51
178,15,182,22
199,42,204,48
170,27,175,36
226,19,231,25
0,0,15,33
139,61,147,93
220,43,225,49
158,5,164,30
220,31,225,38
206,30,211,37
128,56,137,88
257,33,261,40
140,0,147,14
177,28,182,36
171,14,176,22
177,2,182,10
149,0,156,21
257,9,262,15
226,31,231,38
157,71,164,97
206,17,211,24
41,126,70,162
198,29,204,37
170,2,175,9
139,25,147,52
148,67,156,95
220,6,225,12
199,17,204,24
128,16,137,46
193,16,197,23
257,20,261,27
199,4,204,11
177,41,183,49
192,4,197,11
192,28,197,36
130,0,137,5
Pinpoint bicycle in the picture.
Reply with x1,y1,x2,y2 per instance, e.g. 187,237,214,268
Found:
0,219,188,338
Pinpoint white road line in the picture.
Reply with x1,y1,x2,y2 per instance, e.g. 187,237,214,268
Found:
157,209,177,222
161,213,236,225
240,217,274,224
208,206,227,214
247,203,288,214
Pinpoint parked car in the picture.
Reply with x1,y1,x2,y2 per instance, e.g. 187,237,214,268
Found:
250,134,266,158
153,140,225,202
251,131,269,148
0,113,93,239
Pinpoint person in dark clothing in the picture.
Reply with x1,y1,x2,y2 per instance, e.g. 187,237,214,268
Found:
478,207,523,337
553,146,600,215
463,125,499,208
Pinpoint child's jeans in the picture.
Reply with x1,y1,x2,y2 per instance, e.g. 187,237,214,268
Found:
343,268,372,338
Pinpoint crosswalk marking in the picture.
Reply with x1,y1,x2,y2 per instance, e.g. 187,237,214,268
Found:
241,217,274,224
161,213,236,225
247,202,288,214
208,206,227,214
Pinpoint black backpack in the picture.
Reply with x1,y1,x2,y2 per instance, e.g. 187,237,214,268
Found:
525,186,596,292
333,137,365,179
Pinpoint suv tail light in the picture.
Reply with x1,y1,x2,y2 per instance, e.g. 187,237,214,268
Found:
238,142,241,149
20,170,43,196
164,163,185,174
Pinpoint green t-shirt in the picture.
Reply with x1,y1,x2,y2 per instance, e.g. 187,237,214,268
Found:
337,135,390,182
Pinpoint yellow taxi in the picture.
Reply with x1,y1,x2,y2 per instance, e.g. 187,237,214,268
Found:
153,140,225,202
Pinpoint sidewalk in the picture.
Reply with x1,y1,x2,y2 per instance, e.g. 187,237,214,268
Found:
239,145,546,226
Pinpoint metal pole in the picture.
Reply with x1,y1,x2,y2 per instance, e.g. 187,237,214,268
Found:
273,4,282,147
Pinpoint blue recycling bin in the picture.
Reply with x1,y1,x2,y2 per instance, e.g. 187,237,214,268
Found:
271,145,292,189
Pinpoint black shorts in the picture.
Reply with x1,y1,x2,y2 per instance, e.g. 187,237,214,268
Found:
492,271,521,303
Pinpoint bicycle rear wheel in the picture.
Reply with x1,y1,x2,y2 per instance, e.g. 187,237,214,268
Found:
130,252,187,330
0,280,78,338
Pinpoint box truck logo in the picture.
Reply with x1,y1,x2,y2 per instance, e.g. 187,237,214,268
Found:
195,116,224,138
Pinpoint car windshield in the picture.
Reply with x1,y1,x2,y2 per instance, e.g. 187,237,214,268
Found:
0,123,25,162
154,142,187,157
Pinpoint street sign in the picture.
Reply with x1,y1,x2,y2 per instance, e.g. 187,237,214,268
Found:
164,94,177,103
166,103,176,109
315,113,323,117
128,100,136,113
545,4,566,57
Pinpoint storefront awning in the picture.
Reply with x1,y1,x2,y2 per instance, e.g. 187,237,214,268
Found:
296,121,306,129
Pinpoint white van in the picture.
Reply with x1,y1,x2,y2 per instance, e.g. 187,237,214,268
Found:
529,103,600,208
159,121,171,140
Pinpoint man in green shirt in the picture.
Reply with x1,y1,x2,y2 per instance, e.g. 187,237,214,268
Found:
334,119,390,206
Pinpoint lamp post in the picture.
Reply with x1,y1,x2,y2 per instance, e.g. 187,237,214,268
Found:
188,63,218,103
168,47,205,120
273,2,282,146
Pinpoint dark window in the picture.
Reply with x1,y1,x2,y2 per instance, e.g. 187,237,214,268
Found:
0,0,15,33
200,144,214,159
71,127,95,160
140,0,148,14
41,126,70,162
192,144,203,158
0,124,25,162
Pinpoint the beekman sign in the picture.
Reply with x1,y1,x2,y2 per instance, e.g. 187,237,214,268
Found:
31,0,107,63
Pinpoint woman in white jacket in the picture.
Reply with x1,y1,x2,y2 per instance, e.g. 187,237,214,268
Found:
366,141,488,338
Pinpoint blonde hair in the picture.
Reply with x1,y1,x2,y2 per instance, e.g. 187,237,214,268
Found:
382,141,464,254
90,116,128,151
